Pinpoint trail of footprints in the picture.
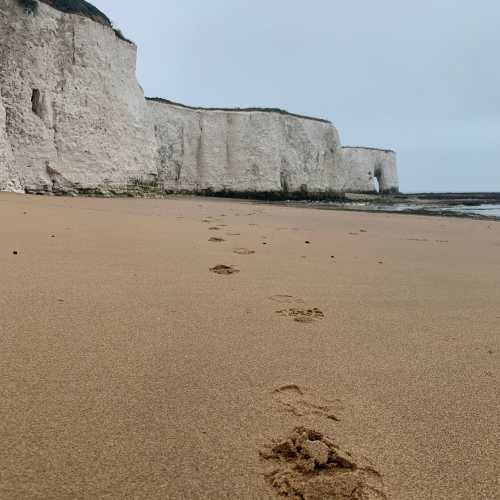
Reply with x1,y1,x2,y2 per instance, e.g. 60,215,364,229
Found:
207,218,325,323
205,214,386,498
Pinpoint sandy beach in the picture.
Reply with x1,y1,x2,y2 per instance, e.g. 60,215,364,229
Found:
0,193,499,499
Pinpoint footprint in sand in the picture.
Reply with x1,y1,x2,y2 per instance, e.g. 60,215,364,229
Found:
269,295,305,305
260,427,387,499
272,385,340,421
209,237,225,243
276,308,325,323
210,265,240,275
233,248,255,255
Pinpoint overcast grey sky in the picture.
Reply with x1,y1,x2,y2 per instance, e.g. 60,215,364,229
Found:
92,0,499,193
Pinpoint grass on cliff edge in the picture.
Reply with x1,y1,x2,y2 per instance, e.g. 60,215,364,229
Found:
15,0,132,43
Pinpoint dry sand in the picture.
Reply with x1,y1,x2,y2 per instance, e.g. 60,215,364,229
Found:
0,193,499,499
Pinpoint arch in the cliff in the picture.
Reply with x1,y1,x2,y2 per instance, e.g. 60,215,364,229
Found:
373,161,383,193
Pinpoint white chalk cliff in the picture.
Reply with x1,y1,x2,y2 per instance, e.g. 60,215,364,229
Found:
0,0,399,197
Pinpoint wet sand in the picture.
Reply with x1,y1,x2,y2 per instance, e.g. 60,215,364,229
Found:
1,193,499,499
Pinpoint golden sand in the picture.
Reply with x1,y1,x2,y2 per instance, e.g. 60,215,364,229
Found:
1,193,498,498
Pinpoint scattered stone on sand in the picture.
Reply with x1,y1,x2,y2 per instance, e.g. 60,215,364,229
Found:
209,226,221,231
210,265,240,276
360,229,368,233
209,237,225,243
233,248,255,255
276,308,325,323
260,427,387,499
12,251,18,255
305,240,311,244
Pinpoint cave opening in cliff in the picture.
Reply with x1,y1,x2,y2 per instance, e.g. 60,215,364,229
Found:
374,163,383,193
31,89,42,117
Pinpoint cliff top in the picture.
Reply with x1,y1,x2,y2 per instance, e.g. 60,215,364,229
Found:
40,0,110,25
16,0,132,42
146,98,332,124
342,146,396,154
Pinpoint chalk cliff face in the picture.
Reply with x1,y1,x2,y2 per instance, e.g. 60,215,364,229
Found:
339,147,399,193
0,0,399,196
0,92,16,190
0,0,158,194
148,100,342,194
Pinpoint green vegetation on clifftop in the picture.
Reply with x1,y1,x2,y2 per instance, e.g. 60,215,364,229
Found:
15,0,132,42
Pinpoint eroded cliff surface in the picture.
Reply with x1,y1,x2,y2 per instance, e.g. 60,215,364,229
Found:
0,0,157,194
0,91,16,190
148,100,342,195
0,0,398,196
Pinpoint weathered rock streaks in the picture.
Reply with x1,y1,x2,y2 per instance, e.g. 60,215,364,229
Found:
0,0,399,196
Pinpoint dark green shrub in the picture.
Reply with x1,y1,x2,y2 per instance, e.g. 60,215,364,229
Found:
113,28,133,44
40,0,111,26
16,0,39,14
17,0,133,44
